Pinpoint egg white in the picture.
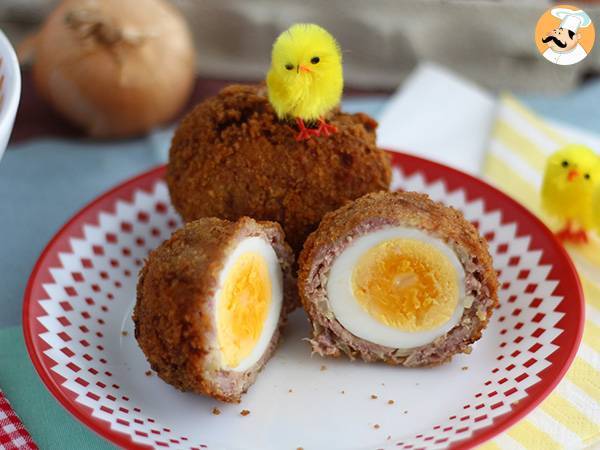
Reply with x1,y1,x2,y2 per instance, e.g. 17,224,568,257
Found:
327,227,467,349
214,237,283,372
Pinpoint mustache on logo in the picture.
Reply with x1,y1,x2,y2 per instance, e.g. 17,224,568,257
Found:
542,35,567,48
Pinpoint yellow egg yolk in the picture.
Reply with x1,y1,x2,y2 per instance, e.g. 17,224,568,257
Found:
217,252,272,369
351,238,459,331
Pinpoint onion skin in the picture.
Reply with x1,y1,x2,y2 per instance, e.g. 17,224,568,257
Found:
32,0,196,138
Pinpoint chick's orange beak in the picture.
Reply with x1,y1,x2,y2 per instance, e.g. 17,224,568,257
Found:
298,64,312,74
567,170,580,182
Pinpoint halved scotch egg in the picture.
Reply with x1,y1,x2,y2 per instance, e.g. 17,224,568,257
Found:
298,191,499,366
134,217,295,402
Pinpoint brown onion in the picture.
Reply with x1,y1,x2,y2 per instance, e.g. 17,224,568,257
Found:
29,0,196,138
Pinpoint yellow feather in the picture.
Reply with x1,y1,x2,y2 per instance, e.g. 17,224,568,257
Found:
594,182,600,234
266,23,343,121
541,144,600,230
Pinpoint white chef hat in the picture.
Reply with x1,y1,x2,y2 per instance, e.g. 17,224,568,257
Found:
551,8,592,33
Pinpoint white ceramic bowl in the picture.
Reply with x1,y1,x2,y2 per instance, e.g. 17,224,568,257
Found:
0,29,20,162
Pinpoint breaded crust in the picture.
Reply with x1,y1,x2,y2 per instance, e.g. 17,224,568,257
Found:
133,217,295,402
167,84,391,253
298,191,499,367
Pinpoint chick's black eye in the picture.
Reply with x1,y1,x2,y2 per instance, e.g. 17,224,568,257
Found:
285,64,293,70
562,160,569,168
311,56,320,64
585,173,591,180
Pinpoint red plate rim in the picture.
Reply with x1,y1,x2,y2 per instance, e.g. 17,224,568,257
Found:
22,150,585,450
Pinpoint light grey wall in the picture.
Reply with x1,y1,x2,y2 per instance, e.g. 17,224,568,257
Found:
2,0,599,92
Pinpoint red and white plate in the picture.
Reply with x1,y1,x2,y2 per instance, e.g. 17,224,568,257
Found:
23,152,584,450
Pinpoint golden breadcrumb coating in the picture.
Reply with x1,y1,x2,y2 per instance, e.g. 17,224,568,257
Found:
167,84,391,253
134,217,294,402
298,191,499,367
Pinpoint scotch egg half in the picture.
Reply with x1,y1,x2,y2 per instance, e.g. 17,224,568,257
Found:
134,217,294,402
299,191,498,367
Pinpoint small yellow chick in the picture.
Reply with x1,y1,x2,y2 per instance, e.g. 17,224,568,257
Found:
267,23,343,141
541,144,600,243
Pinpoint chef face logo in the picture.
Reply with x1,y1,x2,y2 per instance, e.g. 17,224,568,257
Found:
535,5,595,66
542,27,580,52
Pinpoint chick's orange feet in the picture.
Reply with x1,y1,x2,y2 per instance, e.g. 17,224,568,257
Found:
295,118,319,141
556,223,589,244
316,117,338,137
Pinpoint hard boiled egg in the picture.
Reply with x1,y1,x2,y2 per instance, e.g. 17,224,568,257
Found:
215,237,283,372
327,227,466,349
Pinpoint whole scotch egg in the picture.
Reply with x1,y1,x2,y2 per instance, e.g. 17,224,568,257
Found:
166,84,391,253
134,217,295,402
298,191,499,366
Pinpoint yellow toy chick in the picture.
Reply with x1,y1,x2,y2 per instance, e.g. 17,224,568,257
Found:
267,23,343,141
541,144,600,243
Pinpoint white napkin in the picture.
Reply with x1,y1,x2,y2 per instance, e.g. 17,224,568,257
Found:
376,62,496,175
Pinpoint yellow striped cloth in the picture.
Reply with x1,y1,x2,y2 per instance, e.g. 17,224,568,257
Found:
478,94,600,450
